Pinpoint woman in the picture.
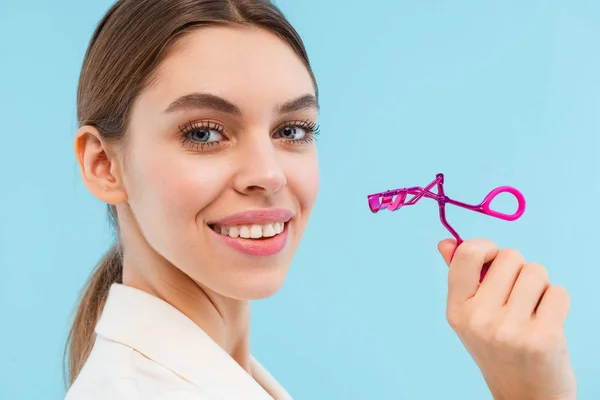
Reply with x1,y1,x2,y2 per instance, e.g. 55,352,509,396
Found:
64,0,577,399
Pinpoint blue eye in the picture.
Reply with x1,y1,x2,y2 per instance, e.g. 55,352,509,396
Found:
189,128,223,143
178,121,226,151
277,126,307,140
274,120,320,143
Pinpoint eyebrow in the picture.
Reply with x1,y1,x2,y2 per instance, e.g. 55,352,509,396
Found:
278,94,320,113
165,92,319,114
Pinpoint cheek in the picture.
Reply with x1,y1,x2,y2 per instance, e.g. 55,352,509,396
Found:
286,150,320,212
126,149,229,233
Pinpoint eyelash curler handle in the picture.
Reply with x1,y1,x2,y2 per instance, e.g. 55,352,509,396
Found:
477,186,526,221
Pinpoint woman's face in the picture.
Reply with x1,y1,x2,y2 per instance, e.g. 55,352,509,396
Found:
118,26,319,300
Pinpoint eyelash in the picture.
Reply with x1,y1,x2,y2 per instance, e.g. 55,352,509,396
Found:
178,119,320,151
178,121,225,151
275,119,321,144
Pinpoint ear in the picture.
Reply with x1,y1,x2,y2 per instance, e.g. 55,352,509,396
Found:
74,126,128,205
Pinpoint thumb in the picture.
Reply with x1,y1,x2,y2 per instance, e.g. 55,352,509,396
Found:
438,238,458,266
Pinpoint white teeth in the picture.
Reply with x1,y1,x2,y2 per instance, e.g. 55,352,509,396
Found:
239,226,251,239
262,224,275,237
228,226,240,238
250,225,262,238
213,221,286,239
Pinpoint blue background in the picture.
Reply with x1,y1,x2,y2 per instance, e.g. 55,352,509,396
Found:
1,0,599,399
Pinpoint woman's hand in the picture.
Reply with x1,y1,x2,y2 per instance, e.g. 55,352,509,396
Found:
438,238,577,400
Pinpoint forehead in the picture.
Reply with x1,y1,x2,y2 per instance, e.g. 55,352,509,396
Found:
145,26,315,112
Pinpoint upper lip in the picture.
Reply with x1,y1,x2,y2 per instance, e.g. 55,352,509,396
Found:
208,208,294,226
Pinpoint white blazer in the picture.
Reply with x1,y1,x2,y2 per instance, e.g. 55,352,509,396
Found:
65,284,293,400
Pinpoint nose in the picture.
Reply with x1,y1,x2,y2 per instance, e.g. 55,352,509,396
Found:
233,138,286,196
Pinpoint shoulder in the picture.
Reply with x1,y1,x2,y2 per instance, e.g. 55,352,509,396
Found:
66,386,213,400
65,336,212,400
65,336,139,400
146,391,216,400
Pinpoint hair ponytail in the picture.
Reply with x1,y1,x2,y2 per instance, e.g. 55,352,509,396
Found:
64,242,123,386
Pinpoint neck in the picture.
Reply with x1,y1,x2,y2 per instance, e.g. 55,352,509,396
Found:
121,245,253,372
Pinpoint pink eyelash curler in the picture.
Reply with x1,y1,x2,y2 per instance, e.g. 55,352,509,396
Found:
367,173,526,281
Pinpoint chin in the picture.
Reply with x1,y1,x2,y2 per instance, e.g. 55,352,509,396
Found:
241,284,284,301
215,261,291,301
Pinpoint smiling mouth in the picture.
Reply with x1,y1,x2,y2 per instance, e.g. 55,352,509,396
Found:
209,221,287,240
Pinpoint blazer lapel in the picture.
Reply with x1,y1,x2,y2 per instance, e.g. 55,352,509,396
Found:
95,284,282,399
250,357,293,400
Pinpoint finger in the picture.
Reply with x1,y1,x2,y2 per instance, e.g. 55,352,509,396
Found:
438,238,458,266
477,248,525,307
535,285,571,327
446,238,499,305
505,262,550,321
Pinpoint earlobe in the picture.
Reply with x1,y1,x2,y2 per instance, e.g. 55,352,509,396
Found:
74,126,128,205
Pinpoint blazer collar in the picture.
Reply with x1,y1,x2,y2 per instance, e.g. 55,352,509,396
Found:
95,283,292,400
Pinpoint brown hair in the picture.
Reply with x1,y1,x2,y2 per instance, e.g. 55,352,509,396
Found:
65,0,317,387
